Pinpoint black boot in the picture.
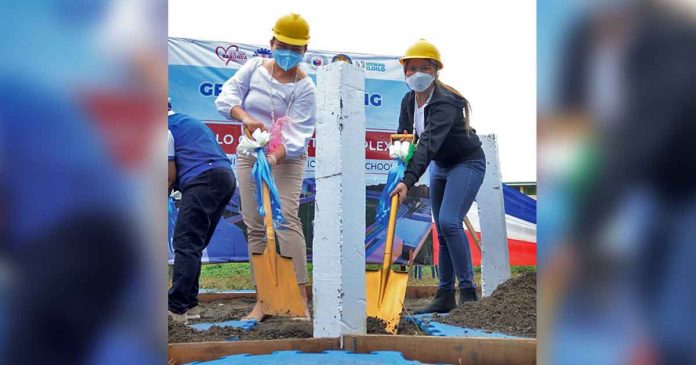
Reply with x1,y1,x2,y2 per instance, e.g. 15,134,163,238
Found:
414,288,457,314
459,288,477,306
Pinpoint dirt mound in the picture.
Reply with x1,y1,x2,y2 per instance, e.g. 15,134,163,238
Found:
366,315,422,336
168,297,436,343
439,272,536,337
169,316,312,343
168,319,247,343
366,317,389,334
189,299,255,323
169,299,312,343
395,317,422,336
248,317,313,340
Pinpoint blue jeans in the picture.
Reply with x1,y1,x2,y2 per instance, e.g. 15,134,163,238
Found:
430,159,486,290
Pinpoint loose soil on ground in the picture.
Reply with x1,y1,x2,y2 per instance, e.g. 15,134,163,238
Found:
169,298,423,342
169,273,535,342
437,271,537,338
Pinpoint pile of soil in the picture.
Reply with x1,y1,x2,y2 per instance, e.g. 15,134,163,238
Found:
168,272,537,342
194,299,256,322
169,298,425,343
439,272,536,337
168,317,313,342
366,317,389,334
366,316,422,336
169,320,247,343
169,299,312,342
395,317,422,336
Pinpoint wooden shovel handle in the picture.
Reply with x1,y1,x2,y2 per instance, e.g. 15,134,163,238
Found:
382,194,399,271
464,216,481,251
390,134,415,143
244,126,277,257
261,183,277,256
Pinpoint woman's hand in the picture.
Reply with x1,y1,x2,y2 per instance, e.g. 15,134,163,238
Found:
267,154,278,167
399,129,408,142
266,144,286,167
243,117,266,134
390,182,408,205
231,106,266,134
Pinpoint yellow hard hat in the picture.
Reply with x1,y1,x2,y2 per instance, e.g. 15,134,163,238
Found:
272,13,310,46
399,39,443,69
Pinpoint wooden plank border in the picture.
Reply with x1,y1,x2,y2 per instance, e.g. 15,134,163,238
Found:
344,335,536,365
168,338,340,365
168,335,536,365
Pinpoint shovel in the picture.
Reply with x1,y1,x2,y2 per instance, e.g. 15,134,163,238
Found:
245,128,306,318
366,133,414,334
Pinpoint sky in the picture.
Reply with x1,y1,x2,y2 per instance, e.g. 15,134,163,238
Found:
169,0,536,182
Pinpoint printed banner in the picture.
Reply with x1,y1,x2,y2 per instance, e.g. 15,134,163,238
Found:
168,37,535,266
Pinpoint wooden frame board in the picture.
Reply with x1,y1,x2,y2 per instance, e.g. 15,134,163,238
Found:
168,335,536,365
168,338,340,365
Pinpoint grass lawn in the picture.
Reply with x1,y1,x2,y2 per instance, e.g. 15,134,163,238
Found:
192,262,536,290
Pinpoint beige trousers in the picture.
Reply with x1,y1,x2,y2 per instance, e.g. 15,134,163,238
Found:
236,154,309,284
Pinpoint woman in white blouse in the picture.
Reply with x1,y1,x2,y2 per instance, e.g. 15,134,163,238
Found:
215,13,316,322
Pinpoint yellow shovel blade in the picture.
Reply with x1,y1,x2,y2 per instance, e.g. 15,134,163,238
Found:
251,252,306,317
366,268,409,334
250,169,305,318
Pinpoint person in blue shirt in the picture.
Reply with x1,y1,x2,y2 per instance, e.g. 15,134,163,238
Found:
168,102,236,322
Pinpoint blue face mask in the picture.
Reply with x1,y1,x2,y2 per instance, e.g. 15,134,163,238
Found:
272,48,303,71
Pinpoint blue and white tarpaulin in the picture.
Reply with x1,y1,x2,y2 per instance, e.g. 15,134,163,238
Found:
168,37,412,183
167,37,536,265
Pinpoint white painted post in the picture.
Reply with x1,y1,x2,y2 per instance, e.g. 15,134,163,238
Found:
476,134,510,297
312,62,366,338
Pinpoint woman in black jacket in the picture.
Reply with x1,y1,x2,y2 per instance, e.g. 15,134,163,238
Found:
391,39,486,314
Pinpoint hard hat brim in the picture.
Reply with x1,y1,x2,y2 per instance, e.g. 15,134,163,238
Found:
399,56,443,69
273,32,309,46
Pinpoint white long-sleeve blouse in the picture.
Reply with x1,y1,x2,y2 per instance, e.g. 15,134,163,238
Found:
215,57,317,158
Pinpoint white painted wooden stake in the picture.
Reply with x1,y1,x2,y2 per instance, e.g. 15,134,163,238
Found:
476,134,511,297
313,62,366,338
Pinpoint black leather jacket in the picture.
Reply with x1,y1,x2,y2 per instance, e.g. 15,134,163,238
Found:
398,83,485,187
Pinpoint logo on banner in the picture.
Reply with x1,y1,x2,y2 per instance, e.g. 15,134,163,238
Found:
332,54,352,64
354,60,386,72
253,48,272,58
305,54,327,69
215,45,248,65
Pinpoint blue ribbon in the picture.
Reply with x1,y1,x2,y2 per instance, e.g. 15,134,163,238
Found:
251,148,285,228
168,197,178,243
375,158,406,227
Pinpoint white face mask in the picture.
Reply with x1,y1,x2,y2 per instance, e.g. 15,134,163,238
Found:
406,72,435,92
